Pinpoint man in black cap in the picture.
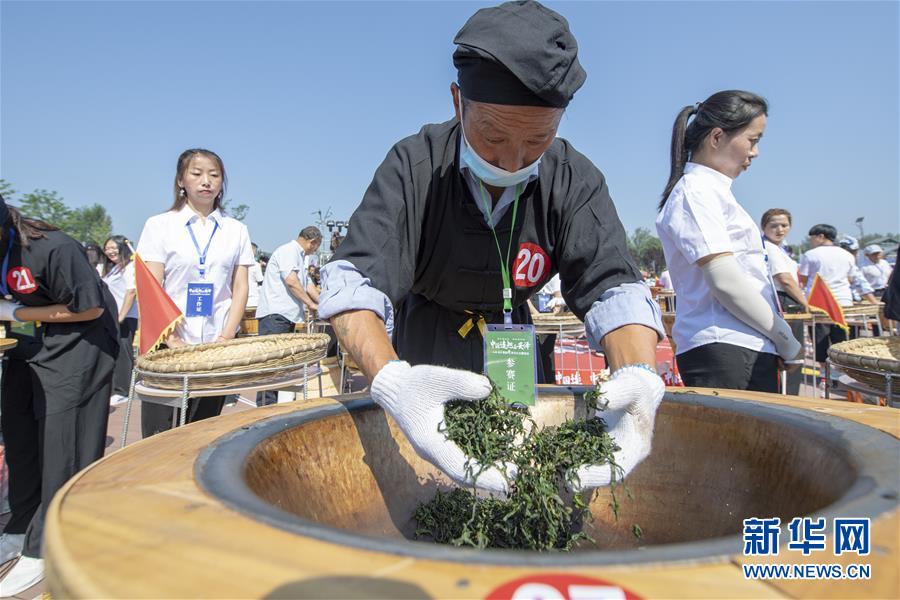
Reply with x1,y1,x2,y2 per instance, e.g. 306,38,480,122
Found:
319,0,664,493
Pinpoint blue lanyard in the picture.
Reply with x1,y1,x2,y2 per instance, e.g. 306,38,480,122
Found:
186,220,219,278
0,229,15,297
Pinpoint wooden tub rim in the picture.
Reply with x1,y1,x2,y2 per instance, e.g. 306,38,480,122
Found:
194,389,900,567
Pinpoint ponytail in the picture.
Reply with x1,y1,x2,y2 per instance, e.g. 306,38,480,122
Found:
659,104,699,210
658,90,768,211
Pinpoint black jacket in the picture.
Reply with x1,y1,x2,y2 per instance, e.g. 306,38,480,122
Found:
334,119,641,369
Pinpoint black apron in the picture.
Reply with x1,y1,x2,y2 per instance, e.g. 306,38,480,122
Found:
335,119,642,372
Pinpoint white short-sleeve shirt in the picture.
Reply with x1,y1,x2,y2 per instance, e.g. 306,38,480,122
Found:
861,259,892,290
256,240,308,323
799,245,856,306
656,162,778,355
538,273,561,295
137,205,255,344
658,270,672,290
764,240,799,293
102,261,139,320
246,262,264,309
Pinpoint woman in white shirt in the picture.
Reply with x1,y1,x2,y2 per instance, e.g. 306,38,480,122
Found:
101,235,138,404
760,209,807,394
136,149,255,437
656,90,801,392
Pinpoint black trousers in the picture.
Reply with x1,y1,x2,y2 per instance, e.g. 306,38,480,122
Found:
677,342,779,393
256,313,296,406
778,291,805,395
1,359,110,557
112,317,138,396
814,324,848,364
536,333,557,384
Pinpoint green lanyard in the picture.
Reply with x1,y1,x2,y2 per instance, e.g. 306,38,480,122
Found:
478,181,522,326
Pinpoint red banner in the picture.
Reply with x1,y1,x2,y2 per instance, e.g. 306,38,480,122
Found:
134,254,183,354
807,273,848,331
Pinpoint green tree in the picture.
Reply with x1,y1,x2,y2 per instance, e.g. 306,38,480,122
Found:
860,232,898,247
4,184,112,244
221,198,249,221
19,189,71,226
628,227,666,273
0,179,16,199
67,204,113,245
230,204,250,222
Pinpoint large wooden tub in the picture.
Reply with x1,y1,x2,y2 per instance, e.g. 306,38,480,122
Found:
45,388,899,598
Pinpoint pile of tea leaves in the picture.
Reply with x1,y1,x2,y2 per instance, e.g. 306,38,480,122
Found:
414,384,625,551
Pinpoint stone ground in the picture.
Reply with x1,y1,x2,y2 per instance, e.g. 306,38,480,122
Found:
0,359,360,599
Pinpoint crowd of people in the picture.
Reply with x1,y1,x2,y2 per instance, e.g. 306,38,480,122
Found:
0,147,336,593
0,1,896,595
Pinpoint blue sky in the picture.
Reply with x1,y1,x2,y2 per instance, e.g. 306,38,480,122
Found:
1,0,898,252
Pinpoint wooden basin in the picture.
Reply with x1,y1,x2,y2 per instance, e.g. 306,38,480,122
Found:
199,391,890,561
45,388,900,598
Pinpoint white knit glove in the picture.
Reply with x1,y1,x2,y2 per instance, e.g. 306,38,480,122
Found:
571,366,665,491
0,299,24,322
370,361,515,494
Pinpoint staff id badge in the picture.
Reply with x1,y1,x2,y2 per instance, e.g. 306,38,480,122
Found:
537,292,552,313
186,282,214,317
483,323,538,406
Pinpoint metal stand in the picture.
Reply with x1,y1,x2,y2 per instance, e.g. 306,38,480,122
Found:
533,319,597,386
826,357,897,408
121,366,138,442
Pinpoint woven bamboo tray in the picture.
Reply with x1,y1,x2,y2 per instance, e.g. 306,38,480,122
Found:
842,303,883,318
136,333,330,390
828,337,900,392
531,313,583,326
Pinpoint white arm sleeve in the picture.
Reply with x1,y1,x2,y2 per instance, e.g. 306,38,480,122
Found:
701,255,802,360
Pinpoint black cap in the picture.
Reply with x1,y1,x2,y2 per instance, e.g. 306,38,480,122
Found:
453,0,586,108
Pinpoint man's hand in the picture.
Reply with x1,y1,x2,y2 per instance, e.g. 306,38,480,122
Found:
165,333,188,349
217,328,237,342
370,361,515,494
571,366,664,491
781,346,804,373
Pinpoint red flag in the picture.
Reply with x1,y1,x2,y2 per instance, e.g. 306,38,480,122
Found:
807,273,849,331
133,254,183,354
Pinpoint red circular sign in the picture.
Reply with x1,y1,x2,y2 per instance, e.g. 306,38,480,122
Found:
7,266,38,294
486,573,642,600
512,243,550,288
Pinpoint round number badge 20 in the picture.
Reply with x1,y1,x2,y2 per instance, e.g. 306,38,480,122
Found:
513,243,550,288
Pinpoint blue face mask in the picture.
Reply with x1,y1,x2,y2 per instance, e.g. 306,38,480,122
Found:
459,107,542,188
